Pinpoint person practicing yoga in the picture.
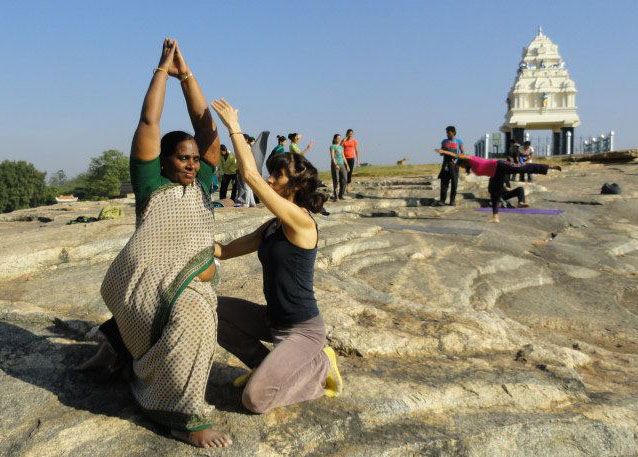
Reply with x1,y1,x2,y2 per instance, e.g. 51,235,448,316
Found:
436,150,561,223
88,39,232,448
288,132,314,155
329,133,349,200
210,98,343,414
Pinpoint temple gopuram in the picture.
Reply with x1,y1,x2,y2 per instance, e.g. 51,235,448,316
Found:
501,27,580,155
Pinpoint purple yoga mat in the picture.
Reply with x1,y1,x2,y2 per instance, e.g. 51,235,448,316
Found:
475,208,564,215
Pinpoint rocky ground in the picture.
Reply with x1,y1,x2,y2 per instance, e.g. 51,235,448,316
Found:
0,156,637,456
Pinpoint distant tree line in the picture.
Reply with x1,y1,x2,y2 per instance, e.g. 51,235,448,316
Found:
0,149,130,213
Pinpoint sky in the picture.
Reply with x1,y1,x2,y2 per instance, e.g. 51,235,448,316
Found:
1,0,637,177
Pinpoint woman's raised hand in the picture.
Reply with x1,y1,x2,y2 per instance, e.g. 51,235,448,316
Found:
210,99,240,131
173,42,191,77
157,38,177,74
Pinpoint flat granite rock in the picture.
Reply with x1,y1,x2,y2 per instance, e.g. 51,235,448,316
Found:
0,162,637,456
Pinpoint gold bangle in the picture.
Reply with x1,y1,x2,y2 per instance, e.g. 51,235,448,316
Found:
179,72,193,82
154,67,168,75
230,131,244,136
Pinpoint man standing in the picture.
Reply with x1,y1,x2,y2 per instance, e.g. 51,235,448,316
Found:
437,126,464,206
218,144,238,201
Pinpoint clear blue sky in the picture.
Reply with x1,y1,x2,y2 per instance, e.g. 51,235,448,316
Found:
2,0,637,176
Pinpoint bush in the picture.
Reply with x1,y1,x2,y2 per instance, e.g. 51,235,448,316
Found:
85,150,130,198
0,160,49,213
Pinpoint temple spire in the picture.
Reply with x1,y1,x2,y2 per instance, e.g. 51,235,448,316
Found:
538,25,543,36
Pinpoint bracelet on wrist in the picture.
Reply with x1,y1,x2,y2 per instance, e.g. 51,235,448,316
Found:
154,67,168,75
179,72,194,82
230,131,244,136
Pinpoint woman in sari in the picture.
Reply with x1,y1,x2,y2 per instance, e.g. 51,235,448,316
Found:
210,99,343,414
99,39,231,448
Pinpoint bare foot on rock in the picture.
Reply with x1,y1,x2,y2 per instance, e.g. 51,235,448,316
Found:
490,214,500,223
76,341,117,372
171,428,233,448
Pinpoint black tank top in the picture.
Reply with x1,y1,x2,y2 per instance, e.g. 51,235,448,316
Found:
257,219,319,326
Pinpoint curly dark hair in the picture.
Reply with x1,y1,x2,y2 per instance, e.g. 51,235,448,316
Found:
267,153,327,214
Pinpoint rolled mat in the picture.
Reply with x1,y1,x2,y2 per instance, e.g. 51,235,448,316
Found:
475,208,563,215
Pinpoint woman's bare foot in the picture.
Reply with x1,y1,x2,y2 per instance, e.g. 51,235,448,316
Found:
517,202,529,208
171,428,233,448
490,214,500,223
76,341,117,371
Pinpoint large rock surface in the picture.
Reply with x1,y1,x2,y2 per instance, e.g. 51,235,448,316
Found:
1,160,637,456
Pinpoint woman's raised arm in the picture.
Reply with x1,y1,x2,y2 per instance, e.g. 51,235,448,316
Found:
174,43,221,167
131,39,176,161
435,149,466,159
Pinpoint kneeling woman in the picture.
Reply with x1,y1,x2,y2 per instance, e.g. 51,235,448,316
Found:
211,99,342,414
436,150,561,223
99,40,231,448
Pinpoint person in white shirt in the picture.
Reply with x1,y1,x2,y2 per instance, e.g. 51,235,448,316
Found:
519,141,535,182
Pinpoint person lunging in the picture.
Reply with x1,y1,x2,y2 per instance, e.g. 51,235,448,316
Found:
89,39,231,448
436,150,561,223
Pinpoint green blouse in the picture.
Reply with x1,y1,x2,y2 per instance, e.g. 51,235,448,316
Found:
130,157,215,215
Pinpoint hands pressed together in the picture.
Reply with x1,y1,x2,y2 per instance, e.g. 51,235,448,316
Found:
156,38,191,79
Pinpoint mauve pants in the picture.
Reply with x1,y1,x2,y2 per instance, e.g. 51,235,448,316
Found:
216,296,329,414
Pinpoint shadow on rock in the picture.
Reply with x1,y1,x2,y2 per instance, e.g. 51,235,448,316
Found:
0,320,151,426
0,320,251,439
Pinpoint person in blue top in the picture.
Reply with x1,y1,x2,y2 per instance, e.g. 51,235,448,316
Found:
437,125,464,206
265,135,287,173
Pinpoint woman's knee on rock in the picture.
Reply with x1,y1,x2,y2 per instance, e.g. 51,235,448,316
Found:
241,383,272,414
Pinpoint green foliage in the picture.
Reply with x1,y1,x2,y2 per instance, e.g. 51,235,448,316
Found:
85,150,130,198
48,169,67,187
0,160,48,213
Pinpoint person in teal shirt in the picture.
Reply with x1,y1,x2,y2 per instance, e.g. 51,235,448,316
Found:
329,134,349,200
265,135,287,175
272,135,286,155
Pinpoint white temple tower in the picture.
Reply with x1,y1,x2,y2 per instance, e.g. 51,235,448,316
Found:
501,27,580,154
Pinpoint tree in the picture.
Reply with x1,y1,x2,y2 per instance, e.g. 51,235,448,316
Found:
48,169,67,187
0,160,48,212
85,150,130,198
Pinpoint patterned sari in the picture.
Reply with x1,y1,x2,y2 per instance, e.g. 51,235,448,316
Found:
101,181,218,431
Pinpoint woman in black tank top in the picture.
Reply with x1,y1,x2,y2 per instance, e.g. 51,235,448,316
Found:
211,99,343,414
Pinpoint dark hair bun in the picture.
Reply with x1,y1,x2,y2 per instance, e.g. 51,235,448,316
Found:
268,153,327,213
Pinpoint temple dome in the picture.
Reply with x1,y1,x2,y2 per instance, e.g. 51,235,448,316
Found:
502,27,580,131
